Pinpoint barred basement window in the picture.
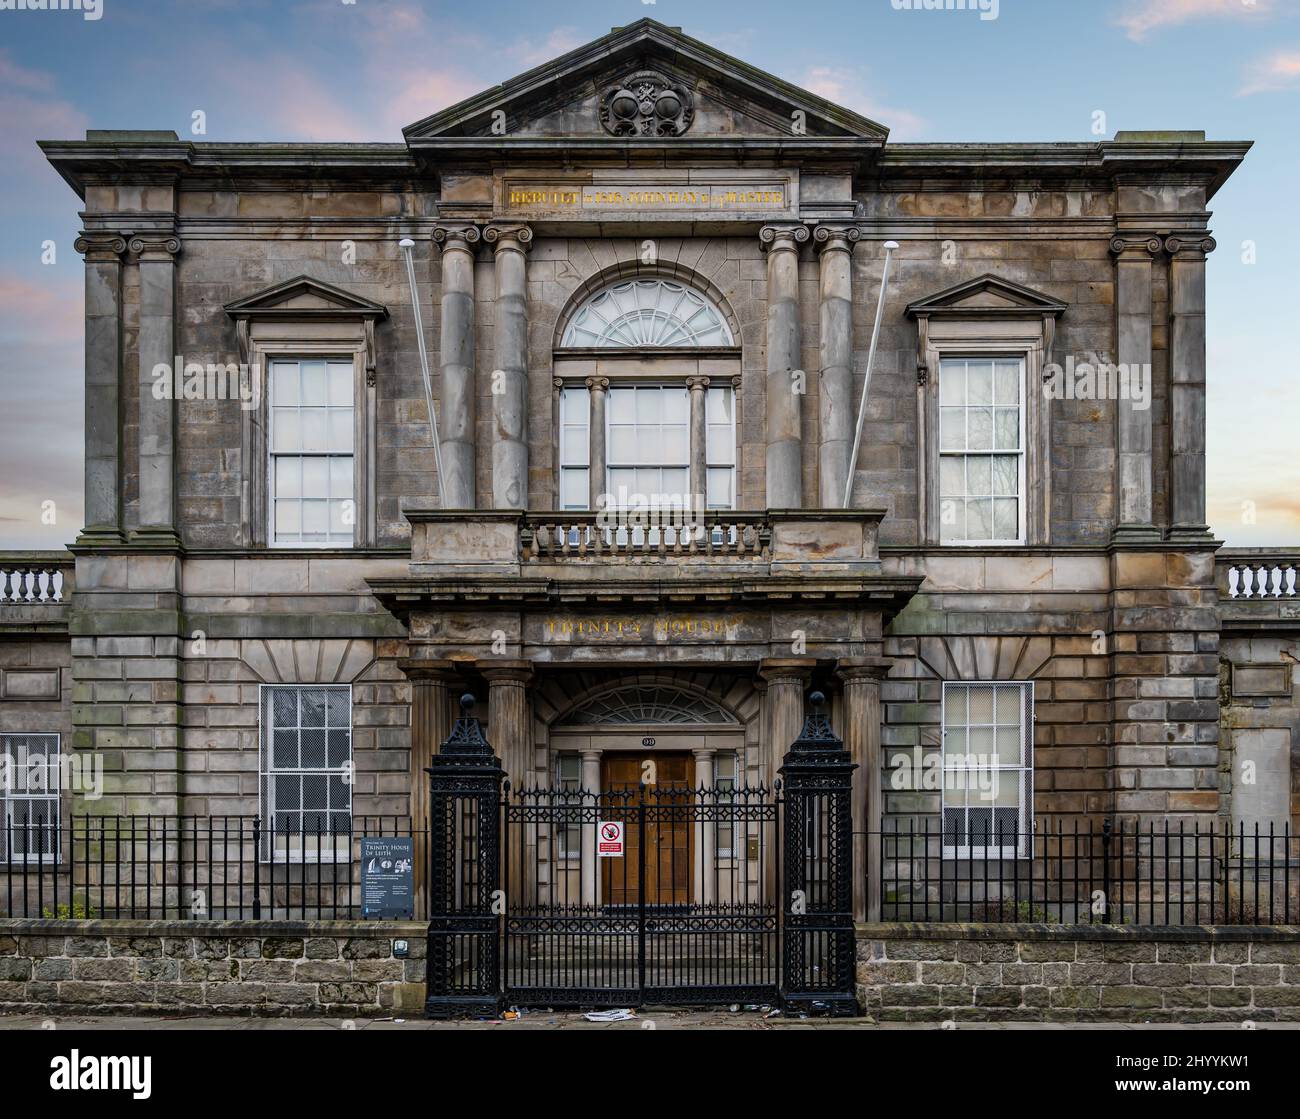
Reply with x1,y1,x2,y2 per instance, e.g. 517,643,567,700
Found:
259,685,352,862
941,682,1033,859
1,734,61,863
268,359,355,546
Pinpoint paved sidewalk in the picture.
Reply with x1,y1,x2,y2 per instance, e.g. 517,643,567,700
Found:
1,1012,1296,1030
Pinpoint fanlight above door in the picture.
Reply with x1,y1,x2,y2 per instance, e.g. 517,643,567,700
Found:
560,279,734,348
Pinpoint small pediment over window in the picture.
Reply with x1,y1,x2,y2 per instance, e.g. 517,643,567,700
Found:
224,276,389,323
906,275,1067,321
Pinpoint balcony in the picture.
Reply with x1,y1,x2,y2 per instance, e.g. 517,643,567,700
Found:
370,507,922,615
1216,549,1300,630
0,551,75,634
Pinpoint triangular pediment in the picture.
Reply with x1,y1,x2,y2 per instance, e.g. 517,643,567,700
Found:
906,274,1067,319
404,19,887,150
224,276,388,320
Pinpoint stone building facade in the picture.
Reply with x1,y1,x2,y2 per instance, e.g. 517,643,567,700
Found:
3,20,1294,919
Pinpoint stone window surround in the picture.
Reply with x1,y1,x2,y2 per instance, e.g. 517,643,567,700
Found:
1,732,62,864
550,352,742,511
239,324,376,549
916,321,1054,547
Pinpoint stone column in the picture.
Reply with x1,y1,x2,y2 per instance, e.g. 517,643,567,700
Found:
686,375,709,508
693,746,716,906
586,376,609,510
400,658,458,916
482,660,534,790
130,234,182,546
838,658,891,922
760,224,809,509
581,750,601,907
74,232,127,543
1166,235,1216,540
431,223,480,508
759,659,815,784
484,223,532,509
814,224,859,507
1109,236,1161,542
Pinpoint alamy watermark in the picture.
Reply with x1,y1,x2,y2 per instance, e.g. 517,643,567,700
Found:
0,0,103,20
890,0,999,21
152,356,260,411
1042,354,1151,411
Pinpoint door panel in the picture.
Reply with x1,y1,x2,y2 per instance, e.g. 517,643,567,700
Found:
601,752,694,907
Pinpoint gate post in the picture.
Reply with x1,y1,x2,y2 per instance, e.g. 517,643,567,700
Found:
425,694,505,1020
780,690,861,1018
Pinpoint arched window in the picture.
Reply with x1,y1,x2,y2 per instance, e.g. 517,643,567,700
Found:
561,279,734,348
558,686,738,726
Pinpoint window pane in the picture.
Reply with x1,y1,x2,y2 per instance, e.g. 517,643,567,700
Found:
660,424,689,462
302,457,328,499
561,424,589,465
706,386,733,424
994,361,1021,406
991,455,1018,497
273,409,300,452
300,689,326,726
300,361,327,405
274,500,300,537
938,362,965,406
939,456,963,499
967,686,994,723
300,729,327,769
330,456,352,493
560,468,589,508
661,387,689,423
939,408,965,451
635,388,661,424
275,457,301,499
967,362,993,405
706,423,734,466
993,498,1019,541
300,409,328,452
994,408,1020,450
967,408,993,450
327,362,352,407
965,497,992,540
706,466,734,509
561,387,590,423
609,388,636,424
966,456,991,496
302,500,328,537
273,363,299,405
328,409,354,453
329,500,352,536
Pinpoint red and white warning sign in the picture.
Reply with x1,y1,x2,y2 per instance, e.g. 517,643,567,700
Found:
597,820,625,857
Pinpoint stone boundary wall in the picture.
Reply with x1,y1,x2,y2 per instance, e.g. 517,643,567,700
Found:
0,919,427,1016
857,922,1300,1023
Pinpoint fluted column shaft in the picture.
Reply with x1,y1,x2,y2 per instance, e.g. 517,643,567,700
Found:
75,232,126,541
432,223,480,508
1110,236,1161,541
761,224,809,509
1166,235,1216,539
759,659,815,784
485,223,532,509
131,234,182,542
482,661,534,790
686,375,710,505
587,376,609,510
838,658,891,922
815,224,859,507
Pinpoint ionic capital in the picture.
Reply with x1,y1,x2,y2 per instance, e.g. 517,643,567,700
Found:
685,375,711,392
128,235,182,262
74,231,128,262
759,223,810,254
813,223,862,255
1109,234,1163,259
484,222,533,256
1164,234,1217,259
585,375,611,393
431,221,482,251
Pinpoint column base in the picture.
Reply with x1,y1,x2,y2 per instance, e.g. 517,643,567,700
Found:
128,527,184,551
74,527,126,548
1166,523,1215,543
1110,523,1163,546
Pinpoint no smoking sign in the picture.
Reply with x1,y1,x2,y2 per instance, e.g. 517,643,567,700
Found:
597,820,625,857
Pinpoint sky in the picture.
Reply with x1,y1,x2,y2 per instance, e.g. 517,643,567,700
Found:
0,0,1297,549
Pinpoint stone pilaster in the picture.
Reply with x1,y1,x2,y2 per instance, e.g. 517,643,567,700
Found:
581,750,601,906
692,746,716,906
432,222,480,508
129,234,182,548
1165,234,1216,541
760,224,809,509
586,376,609,510
759,658,815,783
74,232,127,544
1109,236,1161,543
400,658,459,915
815,224,859,507
481,660,534,789
484,223,532,510
838,658,890,922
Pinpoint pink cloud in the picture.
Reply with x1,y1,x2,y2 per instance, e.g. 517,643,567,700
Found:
0,49,55,93
796,66,926,139
1239,48,1300,94
1115,0,1275,41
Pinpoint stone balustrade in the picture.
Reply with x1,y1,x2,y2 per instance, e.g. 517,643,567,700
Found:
521,511,771,562
0,552,73,607
1218,551,1300,600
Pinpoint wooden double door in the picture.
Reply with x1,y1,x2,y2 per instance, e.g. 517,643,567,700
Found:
601,752,694,907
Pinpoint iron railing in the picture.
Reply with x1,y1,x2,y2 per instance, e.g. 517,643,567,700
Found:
878,819,1300,925
0,815,423,921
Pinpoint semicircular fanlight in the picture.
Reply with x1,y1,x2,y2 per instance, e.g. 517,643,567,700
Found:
560,279,734,348
559,685,738,726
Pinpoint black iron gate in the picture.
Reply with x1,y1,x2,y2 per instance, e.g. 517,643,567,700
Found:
425,691,858,1017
